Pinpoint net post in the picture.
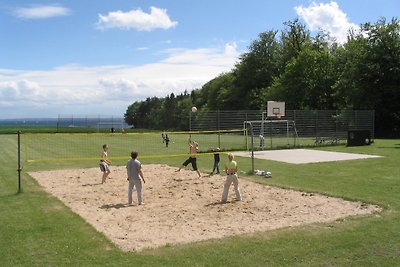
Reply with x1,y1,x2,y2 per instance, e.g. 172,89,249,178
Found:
17,131,22,193
248,122,255,174
189,110,192,140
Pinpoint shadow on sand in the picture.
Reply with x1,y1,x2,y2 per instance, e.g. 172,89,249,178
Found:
205,200,239,207
100,203,131,209
82,183,102,187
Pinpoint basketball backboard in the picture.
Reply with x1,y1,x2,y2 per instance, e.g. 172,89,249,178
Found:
267,101,285,117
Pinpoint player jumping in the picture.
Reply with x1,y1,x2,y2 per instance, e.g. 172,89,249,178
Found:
176,138,201,177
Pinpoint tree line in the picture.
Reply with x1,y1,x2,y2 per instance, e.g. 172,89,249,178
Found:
125,18,400,137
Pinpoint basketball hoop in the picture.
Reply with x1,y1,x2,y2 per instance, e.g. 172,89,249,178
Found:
267,101,285,119
273,111,282,119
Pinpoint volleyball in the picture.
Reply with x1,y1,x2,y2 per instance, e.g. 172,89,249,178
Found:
191,107,197,113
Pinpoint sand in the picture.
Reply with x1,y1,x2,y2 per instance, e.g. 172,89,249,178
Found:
29,164,381,252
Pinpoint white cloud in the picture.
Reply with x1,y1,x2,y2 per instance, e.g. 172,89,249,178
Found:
136,47,149,51
0,43,239,118
14,5,71,19
295,1,359,43
162,43,238,66
224,42,238,57
96,6,177,31
0,80,44,101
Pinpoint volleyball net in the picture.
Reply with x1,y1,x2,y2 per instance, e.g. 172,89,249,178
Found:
23,129,246,163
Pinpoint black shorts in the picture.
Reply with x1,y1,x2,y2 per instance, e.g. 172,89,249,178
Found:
182,157,198,171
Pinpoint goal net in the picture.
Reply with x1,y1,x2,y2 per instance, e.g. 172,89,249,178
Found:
244,119,298,150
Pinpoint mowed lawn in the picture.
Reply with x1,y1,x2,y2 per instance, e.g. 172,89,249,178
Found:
1,133,399,266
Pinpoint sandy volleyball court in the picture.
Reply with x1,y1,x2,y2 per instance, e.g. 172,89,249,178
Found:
29,164,380,251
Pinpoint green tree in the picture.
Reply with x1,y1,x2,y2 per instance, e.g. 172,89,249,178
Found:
268,38,337,110
232,30,281,109
124,101,141,127
280,19,312,66
162,93,178,129
200,73,235,110
334,18,400,136
124,17,399,136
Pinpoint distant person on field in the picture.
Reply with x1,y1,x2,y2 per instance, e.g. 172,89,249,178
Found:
259,134,265,149
176,138,201,177
165,134,170,147
99,144,111,184
162,133,165,143
126,151,146,205
221,153,242,203
210,147,220,175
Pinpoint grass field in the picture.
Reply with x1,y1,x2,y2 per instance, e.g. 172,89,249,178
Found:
1,131,399,266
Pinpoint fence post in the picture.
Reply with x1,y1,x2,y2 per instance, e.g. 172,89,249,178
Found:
217,110,221,148
335,110,339,143
17,131,22,193
372,110,375,140
245,112,248,150
249,122,255,174
270,117,273,149
293,110,297,147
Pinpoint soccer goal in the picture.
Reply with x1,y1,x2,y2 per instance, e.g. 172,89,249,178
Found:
244,101,298,150
244,120,298,150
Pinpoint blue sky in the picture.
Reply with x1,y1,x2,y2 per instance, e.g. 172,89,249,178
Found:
0,0,398,118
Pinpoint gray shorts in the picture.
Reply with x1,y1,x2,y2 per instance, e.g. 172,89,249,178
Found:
99,161,109,172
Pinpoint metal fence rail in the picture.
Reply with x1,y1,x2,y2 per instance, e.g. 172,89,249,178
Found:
191,110,374,149
54,110,374,148
56,114,126,131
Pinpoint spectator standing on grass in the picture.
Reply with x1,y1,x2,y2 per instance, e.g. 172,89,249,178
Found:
165,134,170,147
100,144,111,184
221,153,242,203
126,151,146,205
176,138,201,177
259,134,265,149
210,147,220,174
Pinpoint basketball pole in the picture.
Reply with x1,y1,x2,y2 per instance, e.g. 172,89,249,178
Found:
249,122,255,174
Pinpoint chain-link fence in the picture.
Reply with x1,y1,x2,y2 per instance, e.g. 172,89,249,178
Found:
56,114,126,132
54,110,374,147
191,110,375,149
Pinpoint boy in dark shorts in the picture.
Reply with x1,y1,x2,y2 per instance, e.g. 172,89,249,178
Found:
165,134,170,147
210,147,220,174
176,138,201,177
